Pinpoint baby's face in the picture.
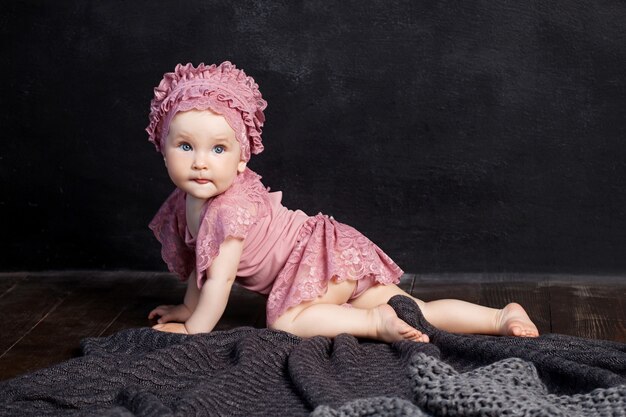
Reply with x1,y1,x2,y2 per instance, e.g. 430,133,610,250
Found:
163,110,246,200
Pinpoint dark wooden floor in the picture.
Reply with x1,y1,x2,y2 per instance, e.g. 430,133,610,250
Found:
0,271,624,381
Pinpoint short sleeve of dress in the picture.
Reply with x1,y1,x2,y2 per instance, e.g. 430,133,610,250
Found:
148,188,195,281
193,168,270,287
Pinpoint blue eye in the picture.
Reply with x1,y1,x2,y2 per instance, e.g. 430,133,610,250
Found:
179,143,192,151
213,145,225,154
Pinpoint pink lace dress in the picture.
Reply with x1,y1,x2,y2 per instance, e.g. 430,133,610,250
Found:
149,168,403,325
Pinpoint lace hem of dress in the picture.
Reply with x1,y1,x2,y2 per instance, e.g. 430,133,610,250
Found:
265,214,403,325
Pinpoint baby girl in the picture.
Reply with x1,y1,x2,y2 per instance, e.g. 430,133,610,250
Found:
146,62,539,342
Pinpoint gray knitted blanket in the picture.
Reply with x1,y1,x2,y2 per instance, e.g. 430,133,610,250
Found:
1,296,625,416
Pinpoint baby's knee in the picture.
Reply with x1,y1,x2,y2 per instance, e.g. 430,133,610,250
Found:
268,320,284,332
268,311,297,334
412,297,427,311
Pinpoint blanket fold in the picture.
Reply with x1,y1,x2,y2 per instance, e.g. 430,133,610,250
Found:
1,296,624,416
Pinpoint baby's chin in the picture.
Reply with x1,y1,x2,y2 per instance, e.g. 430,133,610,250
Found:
181,182,220,200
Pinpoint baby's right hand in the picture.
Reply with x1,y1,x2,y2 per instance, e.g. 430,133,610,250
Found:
148,304,192,324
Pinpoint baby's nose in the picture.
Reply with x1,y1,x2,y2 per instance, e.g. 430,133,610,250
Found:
192,155,209,169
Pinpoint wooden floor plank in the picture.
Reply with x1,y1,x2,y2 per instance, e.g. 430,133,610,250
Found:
397,273,414,294
97,273,180,336
0,273,148,379
0,271,623,381
0,273,27,299
549,282,625,343
411,273,483,304
101,274,267,335
217,285,266,331
0,275,70,357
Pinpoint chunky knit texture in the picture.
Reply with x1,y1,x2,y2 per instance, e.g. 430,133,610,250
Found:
1,296,624,416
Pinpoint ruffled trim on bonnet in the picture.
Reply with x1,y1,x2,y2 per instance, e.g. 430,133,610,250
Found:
146,62,267,161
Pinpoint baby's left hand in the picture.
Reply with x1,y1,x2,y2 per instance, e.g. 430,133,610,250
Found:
152,322,189,334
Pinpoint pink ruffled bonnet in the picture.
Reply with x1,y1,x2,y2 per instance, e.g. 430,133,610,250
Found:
146,61,267,161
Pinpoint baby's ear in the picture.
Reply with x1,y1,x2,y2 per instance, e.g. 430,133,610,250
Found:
237,160,247,173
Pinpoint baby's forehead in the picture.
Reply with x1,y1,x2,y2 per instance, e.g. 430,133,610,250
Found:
168,110,238,138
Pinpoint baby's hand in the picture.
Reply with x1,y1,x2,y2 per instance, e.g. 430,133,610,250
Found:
152,322,189,334
148,304,192,324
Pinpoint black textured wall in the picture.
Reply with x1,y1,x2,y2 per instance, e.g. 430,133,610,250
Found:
1,1,625,273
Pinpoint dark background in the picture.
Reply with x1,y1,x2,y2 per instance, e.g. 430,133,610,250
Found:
1,0,625,274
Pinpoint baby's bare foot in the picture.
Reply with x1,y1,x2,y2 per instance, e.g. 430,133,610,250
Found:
373,304,429,343
496,303,539,337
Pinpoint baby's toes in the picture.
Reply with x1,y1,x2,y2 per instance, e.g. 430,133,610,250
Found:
400,327,415,337
509,325,523,337
405,328,429,343
523,328,539,338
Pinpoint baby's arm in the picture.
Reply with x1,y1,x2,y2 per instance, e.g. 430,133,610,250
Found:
184,237,243,333
153,237,244,334
148,272,200,324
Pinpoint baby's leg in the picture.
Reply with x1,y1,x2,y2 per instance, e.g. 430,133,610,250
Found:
351,284,539,337
270,279,428,343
